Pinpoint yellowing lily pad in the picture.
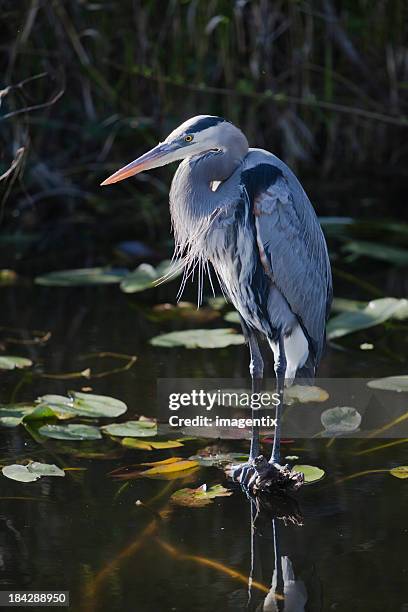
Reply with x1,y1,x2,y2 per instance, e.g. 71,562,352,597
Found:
292,465,325,484
121,438,183,450
140,457,183,467
140,459,198,476
170,484,233,507
390,466,408,479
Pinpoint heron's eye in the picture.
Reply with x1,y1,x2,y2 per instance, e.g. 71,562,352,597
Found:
184,135,193,142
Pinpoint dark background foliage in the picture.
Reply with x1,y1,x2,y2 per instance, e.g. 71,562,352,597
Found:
1,0,407,272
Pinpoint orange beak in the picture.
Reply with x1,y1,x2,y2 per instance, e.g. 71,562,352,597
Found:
100,142,178,186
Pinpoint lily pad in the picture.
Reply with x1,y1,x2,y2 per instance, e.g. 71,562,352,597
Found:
120,260,179,293
149,302,220,324
367,376,408,392
342,240,408,266
38,424,102,440
121,438,183,450
0,356,32,370
2,461,65,482
327,298,408,340
285,385,329,405
150,328,245,349
189,446,248,467
170,484,233,507
140,457,183,467
101,419,157,438
35,267,127,286
321,406,362,433
224,311,240,324
139,459,198,476
0,404,37,427
390,466,408,479
292,465,325,483
37,392,127,418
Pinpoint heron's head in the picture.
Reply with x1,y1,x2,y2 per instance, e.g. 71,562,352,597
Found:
100,115,248,185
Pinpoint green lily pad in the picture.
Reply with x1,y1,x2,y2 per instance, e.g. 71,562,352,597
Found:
170,484,233,507
367,376,408,392
150,328,245,349
2,461,65,482
321,406,362,433
70,391,127,417
38,424,102,440
342,240,408,266
35,267,127,286
224,311,240,324
390,466,408,479
327,298,408,340
331,298,366,313
0,404,36,427
120,260,180,293
37,392,127,418
0,356,32,370
101,419,157,438
292,465,325,483
189,451,248,467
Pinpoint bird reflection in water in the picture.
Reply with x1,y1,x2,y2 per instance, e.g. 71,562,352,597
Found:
245,493,315,612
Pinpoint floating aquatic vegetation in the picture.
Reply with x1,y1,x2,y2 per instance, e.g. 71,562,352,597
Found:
38,424,102,440
37,391,128,418
150,328,245,349
0,356,32,370
2,461,65,482
148,302,220,323
120,260,179,293
101,419,157,438
342,240,408,266
291,465,325,483
390,466,408,479
121,438,183,450
321,406,362,434
367,376,408,392
170,484,233,507
327,298,408,339
35,267,128,286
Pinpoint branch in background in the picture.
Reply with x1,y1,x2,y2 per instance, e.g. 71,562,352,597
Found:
0,86,65,121
105,61,408,127
0,147,25,183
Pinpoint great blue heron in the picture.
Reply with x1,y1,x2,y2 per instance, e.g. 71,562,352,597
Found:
101,115,332,491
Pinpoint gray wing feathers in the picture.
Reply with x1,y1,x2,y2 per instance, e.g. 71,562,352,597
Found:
250,174,332,364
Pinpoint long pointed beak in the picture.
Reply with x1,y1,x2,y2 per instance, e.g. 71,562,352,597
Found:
100,142,177,186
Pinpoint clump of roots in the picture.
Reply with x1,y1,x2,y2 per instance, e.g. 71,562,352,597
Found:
230,455,304,494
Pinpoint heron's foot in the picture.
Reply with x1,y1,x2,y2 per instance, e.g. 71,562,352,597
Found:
229,455,304,494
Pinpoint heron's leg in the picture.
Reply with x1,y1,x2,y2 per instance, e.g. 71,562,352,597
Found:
240,318,264,460
231,320,264,486
270,336,286,465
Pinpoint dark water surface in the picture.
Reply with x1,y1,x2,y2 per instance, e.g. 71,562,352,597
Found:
0,282,407,612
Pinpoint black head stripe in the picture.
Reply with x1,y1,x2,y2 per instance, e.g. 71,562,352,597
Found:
185,116,227,134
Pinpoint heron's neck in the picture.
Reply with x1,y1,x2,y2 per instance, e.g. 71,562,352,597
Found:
170,147,244,220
